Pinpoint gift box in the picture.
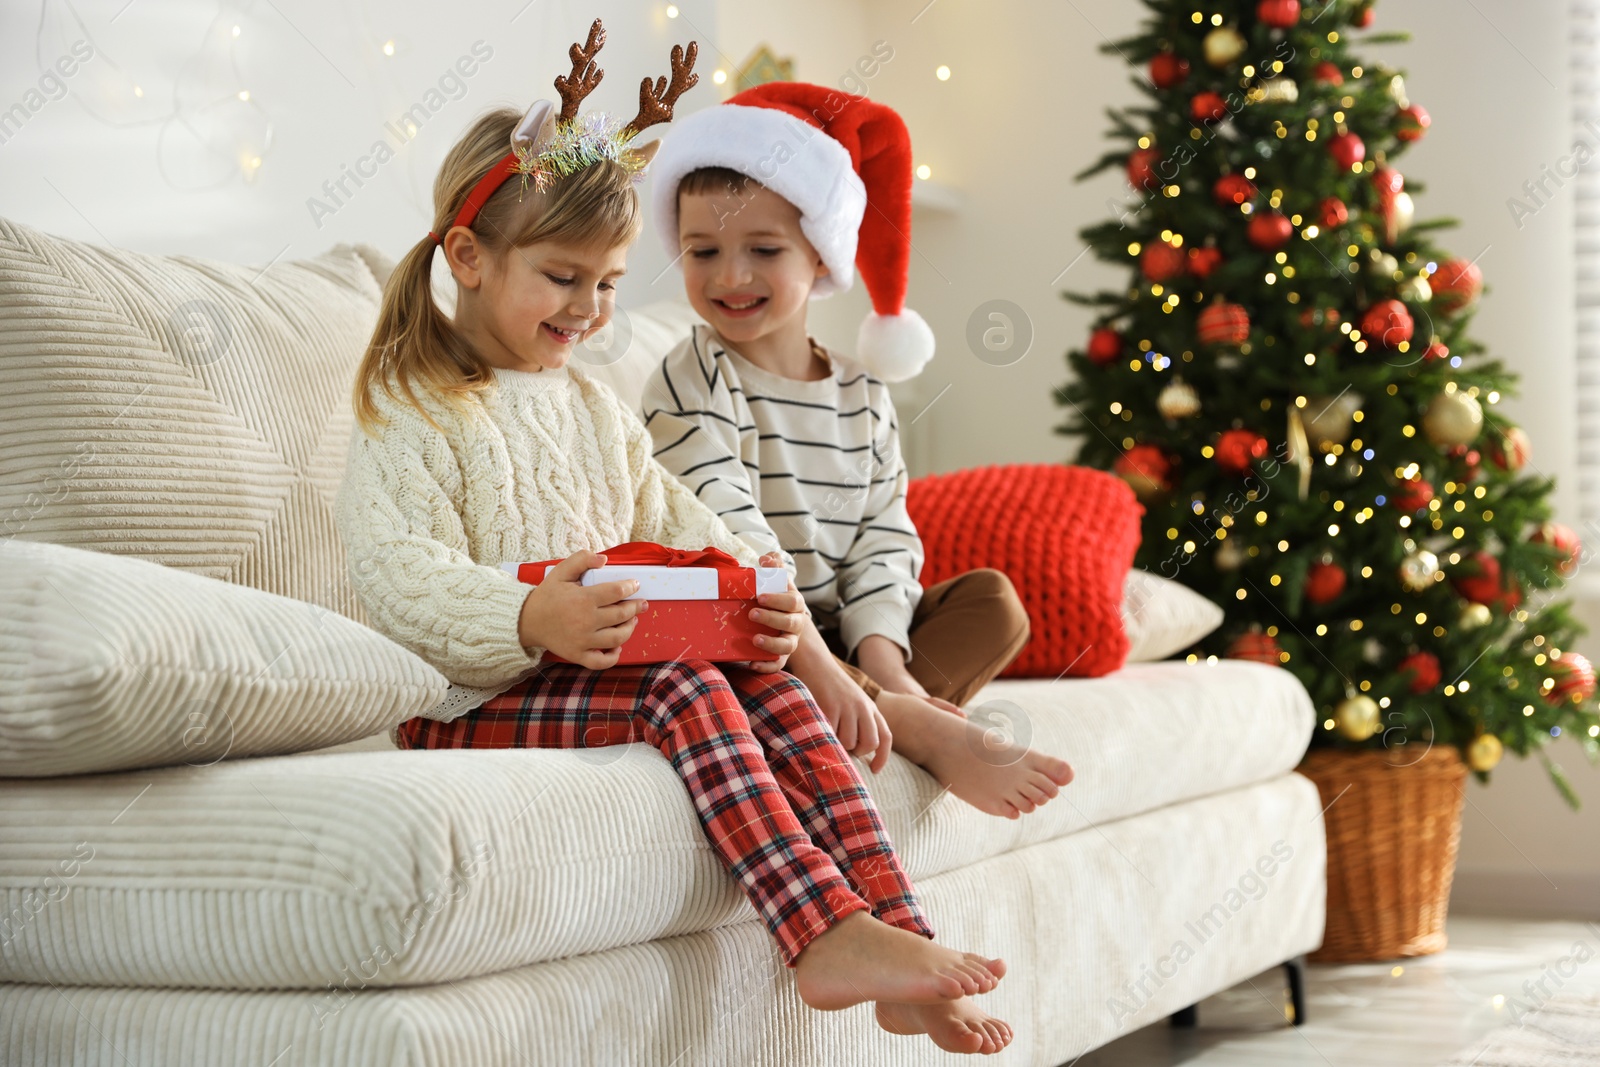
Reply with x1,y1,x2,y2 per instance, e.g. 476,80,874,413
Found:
501,542,788,665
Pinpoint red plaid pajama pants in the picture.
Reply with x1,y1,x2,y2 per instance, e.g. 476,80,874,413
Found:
395,659,934,964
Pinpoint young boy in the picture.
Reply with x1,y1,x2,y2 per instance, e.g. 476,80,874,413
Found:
642,83,1074,820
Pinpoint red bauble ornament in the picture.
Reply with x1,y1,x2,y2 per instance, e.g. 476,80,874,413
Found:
1490,426,1531,471
1305,560,1347,605
1086,327,1123,366
1257,0,1301,28
1191,91,1229,123
1328,131,1367,170
1360,299,1414,347
1392,477,1434,512
1352,5,1375,27
1150,52,1191,89
1187,246,1224,279
1312,61,1344,85
1141,240,1186,282
1214,173,1258,207
1371,166,1405,199
1452,551,1520,611
1228,630,1283,665
1127,146,1163,189
1531,521,1583,577
1397,651,1442,694
1432,259,1484,311
1215,429,1269,475
1545,653,1598,705
1197,301,1251,346
1423,341,1450,362
1449,444,1482,480
1397,104,1431,142
1115,445,1174,497
1319,196,1349,229
1248,211,1294,250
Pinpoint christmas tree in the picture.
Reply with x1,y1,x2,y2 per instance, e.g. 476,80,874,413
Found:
1059,0,1599,803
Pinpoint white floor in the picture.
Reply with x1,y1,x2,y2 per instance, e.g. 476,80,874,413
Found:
1070,914,1600,1066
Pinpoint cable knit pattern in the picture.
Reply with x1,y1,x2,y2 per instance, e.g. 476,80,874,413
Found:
335,364,758,689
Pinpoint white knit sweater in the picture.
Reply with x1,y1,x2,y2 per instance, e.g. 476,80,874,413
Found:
335,363,759,693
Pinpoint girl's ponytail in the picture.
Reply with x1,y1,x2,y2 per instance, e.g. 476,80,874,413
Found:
351,107,643,435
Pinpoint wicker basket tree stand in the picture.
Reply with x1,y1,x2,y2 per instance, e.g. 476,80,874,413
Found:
1297,744,1468,962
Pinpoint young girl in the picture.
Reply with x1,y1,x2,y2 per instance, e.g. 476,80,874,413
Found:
334,21,1011,1056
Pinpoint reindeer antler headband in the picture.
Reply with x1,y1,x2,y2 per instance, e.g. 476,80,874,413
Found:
429,18,698,244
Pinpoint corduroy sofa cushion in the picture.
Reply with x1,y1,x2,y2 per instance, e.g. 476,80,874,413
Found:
0,216,385,625
0,539,448,777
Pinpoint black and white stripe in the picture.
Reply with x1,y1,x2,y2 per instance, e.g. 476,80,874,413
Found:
642,326,924,655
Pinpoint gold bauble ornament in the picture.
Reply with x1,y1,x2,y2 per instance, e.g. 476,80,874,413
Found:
1368,249,1400,277
1388,73,1409,107
1467,733,1503,772
1158,379,1201,420
1304,392,1363,447
1258,77,1299,104
1399,549,1441,592
1422,388,1485,447
1215,538,1247,572
1460,602,1494,631
1397,271,1430,304
1389,191,1415,237
1203,26,1247,67
1334,695,1381,741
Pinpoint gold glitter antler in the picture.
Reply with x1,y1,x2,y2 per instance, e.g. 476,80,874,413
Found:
555,19,607,124
623,40,698,138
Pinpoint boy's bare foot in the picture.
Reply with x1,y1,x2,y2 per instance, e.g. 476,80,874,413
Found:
793,912,1005,1011
875,998,1015,1055
876,690,1075,819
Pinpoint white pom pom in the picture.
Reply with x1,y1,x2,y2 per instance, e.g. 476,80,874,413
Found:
856,309,935,382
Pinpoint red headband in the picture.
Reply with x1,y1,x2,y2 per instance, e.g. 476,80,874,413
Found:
428,152,521,245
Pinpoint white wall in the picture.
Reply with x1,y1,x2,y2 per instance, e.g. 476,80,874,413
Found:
0,0,718,293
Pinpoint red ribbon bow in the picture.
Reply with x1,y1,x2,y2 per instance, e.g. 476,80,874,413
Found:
525,542,757,598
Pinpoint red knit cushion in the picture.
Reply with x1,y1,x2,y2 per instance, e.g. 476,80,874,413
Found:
906,464,1143,678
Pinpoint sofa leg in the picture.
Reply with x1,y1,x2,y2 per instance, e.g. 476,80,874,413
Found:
1284,954,1307,1026
1169,1003,1198,1028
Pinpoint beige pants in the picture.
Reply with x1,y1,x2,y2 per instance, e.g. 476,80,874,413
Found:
825,569,1030,708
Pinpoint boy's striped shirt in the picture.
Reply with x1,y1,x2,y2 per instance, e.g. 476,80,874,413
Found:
642,325,923,658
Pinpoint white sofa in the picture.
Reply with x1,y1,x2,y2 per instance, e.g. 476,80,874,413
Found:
0,221,1325,1066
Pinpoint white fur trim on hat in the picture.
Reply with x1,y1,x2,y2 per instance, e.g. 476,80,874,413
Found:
856,308,935,383
650,103,867,299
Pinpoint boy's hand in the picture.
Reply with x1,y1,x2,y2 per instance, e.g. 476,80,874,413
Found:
518,552,649,670
798,659,894,773
741,552,805,671
779,593,895,773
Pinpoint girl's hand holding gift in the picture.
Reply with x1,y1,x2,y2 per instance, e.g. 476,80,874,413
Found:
742,551,805,671
517,552,650,670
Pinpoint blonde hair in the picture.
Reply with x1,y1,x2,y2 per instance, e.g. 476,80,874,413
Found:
353,107,643,433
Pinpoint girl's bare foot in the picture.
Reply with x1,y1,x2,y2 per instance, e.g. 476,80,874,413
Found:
793,912,1005,1011
875,998,1015,1055
876,690,1075,819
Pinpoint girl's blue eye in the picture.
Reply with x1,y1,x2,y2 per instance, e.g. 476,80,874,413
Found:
599,282,616,292
546,274,575,286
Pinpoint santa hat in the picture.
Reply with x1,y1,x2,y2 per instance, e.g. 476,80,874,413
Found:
649,82,935,382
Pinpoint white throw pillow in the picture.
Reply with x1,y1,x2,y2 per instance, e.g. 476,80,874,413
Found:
1121,569,1225,662
0,540,447,777
0,217,385,627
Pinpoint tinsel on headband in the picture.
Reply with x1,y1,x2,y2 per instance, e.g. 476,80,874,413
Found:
512,112,646,195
